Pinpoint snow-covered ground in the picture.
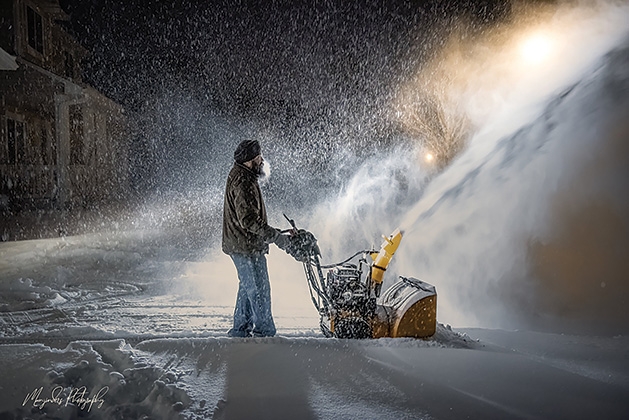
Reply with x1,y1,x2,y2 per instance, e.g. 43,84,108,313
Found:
0,228,320,341
0,332,623,419
1,229,628,419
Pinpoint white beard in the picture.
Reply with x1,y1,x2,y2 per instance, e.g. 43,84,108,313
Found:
258,160,271,184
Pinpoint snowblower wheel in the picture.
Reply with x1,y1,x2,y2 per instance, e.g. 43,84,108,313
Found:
334,317,372,339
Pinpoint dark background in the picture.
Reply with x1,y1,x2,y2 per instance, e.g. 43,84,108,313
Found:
58,0,512,197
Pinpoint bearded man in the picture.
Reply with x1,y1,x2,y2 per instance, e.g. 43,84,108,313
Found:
222,139,290,337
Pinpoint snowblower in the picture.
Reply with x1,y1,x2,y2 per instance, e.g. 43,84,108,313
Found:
282,215,437,339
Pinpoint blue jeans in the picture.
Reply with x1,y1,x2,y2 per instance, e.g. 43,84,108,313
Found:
228,253,276,337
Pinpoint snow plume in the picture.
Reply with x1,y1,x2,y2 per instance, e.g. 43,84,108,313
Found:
306,145,428,259
298,1,629,333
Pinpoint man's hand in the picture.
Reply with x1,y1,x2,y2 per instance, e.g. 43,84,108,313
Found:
274,233,291,251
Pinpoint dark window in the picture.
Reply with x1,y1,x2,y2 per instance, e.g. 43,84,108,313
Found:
64,51,74,79
6,118,25,164
6,119,14,163
27,6,44,54
41,126,48,165
70,105,84,164
50,126,57,165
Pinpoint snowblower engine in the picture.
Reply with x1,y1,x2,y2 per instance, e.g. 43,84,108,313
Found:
282,215,437,339
326,263,376,339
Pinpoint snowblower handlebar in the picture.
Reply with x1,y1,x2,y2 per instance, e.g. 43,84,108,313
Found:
283,213,298,235
280,214,373,266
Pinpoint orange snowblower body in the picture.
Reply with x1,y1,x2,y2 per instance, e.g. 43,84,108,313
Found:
284,217,437,339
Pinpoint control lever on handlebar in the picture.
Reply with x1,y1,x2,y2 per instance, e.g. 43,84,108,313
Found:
283,213,298,235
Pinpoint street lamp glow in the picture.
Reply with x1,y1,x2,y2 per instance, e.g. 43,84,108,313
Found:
520,33,552,64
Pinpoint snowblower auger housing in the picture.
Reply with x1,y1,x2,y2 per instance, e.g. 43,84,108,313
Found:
282,215,437,339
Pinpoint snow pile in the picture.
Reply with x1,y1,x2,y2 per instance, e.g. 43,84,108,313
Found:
1,340,191,420
0,278,65,312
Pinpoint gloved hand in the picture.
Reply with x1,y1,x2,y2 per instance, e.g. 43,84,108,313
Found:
274,232,291,251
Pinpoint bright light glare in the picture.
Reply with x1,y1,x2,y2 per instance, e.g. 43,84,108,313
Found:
425,153,434,162
520,33,553,64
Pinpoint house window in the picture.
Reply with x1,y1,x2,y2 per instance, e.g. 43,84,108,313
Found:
6,118,25,164
69,105,84,164
64,51,74,79
41,125,49,165
27,6,44,54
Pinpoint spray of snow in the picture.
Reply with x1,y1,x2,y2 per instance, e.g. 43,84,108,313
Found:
289,1,629,331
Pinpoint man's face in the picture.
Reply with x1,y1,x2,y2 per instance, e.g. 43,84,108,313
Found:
252,154,271,182
251,155,264,174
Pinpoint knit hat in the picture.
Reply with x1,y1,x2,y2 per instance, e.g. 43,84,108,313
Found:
234,140,261,164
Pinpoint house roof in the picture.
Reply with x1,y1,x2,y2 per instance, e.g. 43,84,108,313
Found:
0,47,19,71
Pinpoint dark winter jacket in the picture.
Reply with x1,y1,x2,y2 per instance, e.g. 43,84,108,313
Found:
222,163,279,255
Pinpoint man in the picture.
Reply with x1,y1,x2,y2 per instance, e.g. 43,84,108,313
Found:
222,139,290,337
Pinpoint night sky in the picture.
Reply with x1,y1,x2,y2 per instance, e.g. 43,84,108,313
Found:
60,0,509,115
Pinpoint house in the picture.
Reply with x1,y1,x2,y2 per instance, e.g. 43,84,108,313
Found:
0,0,129,210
